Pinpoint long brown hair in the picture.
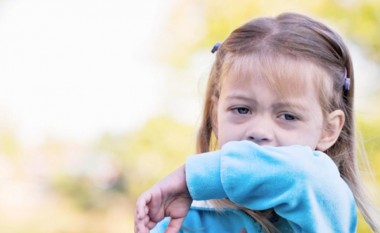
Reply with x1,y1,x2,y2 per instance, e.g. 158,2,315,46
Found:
196,12,379,232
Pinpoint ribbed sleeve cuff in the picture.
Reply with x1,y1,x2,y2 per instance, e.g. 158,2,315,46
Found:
185,150,227,200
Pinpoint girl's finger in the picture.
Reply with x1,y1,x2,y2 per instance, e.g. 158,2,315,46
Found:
147,220,157,229
164,217,185,233
135,193,151,219
135,215,152,233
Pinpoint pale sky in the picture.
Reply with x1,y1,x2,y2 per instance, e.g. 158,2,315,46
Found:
0,0,176,146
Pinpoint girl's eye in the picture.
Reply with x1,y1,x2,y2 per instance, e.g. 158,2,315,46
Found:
233,107,250,114
280,113,297,121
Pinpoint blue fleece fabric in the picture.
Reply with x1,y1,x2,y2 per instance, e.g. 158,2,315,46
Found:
152,141,357,233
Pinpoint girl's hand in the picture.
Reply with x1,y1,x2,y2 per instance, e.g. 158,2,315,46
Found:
134,165,192,233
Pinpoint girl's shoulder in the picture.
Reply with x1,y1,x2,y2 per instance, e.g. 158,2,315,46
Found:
151,201,294,233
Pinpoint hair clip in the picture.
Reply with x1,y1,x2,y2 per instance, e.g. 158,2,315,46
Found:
343,68,350,91
211,42,221,53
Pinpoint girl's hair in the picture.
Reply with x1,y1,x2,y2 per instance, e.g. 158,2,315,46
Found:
196,12,379,232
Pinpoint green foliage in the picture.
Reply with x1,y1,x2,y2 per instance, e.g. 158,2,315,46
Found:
94,132,132,166
121,116,195,200
49,116,195,210
356,116,380,232
52,174,101,211
357,213,373,232
315,0,380,62
358,116,380,181
156,0,380,68
0,130,21,158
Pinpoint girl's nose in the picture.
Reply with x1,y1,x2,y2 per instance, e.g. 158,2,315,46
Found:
247,134,269,144
245,117,272,144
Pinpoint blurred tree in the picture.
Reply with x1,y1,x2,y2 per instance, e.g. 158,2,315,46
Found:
49,116,194,213
156,0,380,67
358,117,380,181
95,116,195,201
53,174,101,211
357,117,380,232
0,130,21,159
315,0,380,62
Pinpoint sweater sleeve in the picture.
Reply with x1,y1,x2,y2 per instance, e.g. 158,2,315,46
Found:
185,140,357,233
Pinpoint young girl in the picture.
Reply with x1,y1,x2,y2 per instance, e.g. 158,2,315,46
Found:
135,12,379,233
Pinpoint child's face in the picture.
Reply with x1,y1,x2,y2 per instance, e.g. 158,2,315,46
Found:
216,72,326,150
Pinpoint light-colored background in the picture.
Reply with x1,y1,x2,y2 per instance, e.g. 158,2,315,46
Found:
0,0,379,232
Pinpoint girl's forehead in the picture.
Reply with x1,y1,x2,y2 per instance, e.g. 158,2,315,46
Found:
221,54,328,97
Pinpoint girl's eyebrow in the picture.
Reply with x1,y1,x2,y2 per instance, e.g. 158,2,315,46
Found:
224,94,259,105
272,102,309,111
224,94,310,112
224,93,255,101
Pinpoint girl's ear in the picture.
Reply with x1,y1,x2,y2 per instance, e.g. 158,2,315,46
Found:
317,110,345,151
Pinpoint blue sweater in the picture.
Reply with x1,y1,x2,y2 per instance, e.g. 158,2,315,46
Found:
152,141,357,233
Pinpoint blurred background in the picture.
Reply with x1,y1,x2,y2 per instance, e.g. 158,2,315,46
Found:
0,0,379,232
